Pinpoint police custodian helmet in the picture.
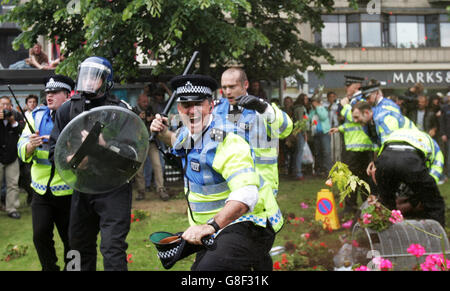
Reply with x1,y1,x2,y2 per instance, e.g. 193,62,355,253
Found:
170,74,218,103
44,74,75,93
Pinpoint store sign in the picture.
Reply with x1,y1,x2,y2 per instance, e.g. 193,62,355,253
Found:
392,71,450,85
308,70,450,89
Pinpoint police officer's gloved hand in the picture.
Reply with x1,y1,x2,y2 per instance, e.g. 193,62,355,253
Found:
236,95,268,114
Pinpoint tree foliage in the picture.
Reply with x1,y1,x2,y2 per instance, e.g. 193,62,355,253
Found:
1,0,358,83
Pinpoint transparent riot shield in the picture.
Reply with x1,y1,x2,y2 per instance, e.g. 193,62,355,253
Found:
54,106,149,194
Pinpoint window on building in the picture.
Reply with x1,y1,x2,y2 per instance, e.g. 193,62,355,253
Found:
317,13,387,48
361,14,383,47
425,15,440,47
389,14,442,48
440,14,450,47
316,13,446,49
347,14,361,47
316,15,347,48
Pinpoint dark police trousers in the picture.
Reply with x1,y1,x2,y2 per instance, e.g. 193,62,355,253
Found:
68,183,132,271
191,221,275,271
375,147,445,227
31,189,72,271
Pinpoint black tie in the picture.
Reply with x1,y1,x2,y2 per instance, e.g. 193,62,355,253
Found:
51,111,56,122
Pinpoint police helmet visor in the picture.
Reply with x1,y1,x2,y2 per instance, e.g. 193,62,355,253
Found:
76,62,110,95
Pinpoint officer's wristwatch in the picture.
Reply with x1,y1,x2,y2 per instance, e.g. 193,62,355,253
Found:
206,218,221,232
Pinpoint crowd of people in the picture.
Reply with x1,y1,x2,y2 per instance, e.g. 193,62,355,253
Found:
277,77,447,226
279,82,450,186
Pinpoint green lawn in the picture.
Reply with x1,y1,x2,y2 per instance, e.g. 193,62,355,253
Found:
1,176,449,271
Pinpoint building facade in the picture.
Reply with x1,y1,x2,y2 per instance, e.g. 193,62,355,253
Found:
302,0,450,99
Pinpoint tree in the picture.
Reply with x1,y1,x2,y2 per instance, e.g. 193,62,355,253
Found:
1,0,358,83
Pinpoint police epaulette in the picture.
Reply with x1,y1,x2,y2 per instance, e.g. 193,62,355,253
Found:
210,128,226,142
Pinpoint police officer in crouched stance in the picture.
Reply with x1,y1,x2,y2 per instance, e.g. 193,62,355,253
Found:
18,75,75,271
372,128,446,227
151,74,283,271
49,57,133,271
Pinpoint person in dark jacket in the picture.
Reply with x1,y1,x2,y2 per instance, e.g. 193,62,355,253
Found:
49,56,133,271
0,96,24,219
407,95,439,138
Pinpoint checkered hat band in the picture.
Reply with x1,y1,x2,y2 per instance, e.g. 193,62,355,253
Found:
176,85,212,96
46,80,71,92
157,245,180,259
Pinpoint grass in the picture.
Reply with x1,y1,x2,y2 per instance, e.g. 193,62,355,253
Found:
0,175,449,271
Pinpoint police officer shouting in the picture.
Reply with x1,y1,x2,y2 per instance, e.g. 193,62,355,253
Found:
151,74,283,271
49,57,133,271
18,75,74,271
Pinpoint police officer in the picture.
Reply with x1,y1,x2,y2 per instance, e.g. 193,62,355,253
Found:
373,128,445,226
49,57,133,271
352,101,416,146
18,75,74,271
217,67,293,197
359,83,401,119
329,76,376,215
151,74,283,271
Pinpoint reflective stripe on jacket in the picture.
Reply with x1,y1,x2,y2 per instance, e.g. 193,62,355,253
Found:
172,123,284,232
17,106,72,196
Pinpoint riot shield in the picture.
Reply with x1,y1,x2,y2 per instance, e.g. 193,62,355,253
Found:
54,106,149,194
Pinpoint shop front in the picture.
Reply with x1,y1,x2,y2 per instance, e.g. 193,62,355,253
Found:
307,64,450,99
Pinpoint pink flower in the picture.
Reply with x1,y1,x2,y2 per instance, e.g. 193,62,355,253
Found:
379,258,393,271
300,202,309,209
341,220,353,229
389,210,404,224
420,254,450,271
302,233,310,239
355,265,370,271
362,213,372,224
352,240,359,247
407,244,426,258
372,257,393,271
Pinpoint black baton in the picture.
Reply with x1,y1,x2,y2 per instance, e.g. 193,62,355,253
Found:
149,50,199,143
7,85,35,134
